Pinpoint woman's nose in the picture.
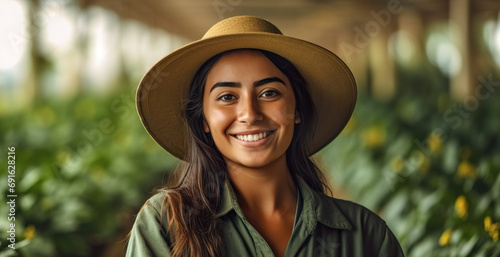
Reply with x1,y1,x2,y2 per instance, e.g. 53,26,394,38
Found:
237,96,263,125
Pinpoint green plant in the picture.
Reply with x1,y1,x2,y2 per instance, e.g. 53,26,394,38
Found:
322,92,500,257
0,91,177,257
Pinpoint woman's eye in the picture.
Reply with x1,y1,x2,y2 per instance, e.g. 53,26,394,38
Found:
217,94,236,102
260,90,280,98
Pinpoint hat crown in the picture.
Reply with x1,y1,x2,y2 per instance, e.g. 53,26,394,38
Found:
203,16,282,39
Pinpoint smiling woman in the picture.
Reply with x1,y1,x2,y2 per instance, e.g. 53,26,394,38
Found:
127,16,405,257
202,50,299,170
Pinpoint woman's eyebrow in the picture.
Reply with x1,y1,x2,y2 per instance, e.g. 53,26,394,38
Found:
209,81,241,92
209,77,285,92
254,77,285,87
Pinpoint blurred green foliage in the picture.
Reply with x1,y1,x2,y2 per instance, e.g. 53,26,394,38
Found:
324,85,500,256
0,90,178,257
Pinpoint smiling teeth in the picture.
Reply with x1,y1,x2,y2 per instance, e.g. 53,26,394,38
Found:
236,132,270,142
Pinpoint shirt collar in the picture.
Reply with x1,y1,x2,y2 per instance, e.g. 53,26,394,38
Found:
215,176,352,232
295,177,352,232
215,179,243,218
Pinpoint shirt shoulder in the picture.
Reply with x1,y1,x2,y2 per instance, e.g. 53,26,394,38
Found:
311,192,405,256
331,197,386,229
145,191,168,212
311,190,387,235
126,191,171,257
136,191,169,231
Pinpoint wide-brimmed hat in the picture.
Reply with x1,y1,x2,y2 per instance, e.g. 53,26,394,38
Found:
137,15,357,160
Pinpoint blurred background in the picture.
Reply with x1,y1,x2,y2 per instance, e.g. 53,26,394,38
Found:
1,0,499,256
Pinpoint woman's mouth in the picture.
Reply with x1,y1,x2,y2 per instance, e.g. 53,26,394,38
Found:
232,131,275,142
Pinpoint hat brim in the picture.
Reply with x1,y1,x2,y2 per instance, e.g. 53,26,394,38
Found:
137,32,357,160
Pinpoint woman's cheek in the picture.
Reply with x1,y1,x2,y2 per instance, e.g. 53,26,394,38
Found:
209,108,234,130
273,102,296,126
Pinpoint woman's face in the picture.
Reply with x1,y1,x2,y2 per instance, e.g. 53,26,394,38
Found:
202,50,300,169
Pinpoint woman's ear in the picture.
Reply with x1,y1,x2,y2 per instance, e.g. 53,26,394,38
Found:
203,120,210,133
294,110,301,124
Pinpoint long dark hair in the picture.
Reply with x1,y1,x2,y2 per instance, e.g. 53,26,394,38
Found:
163,49,330,257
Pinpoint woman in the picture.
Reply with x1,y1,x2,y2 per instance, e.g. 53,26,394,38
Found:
127,16,404,257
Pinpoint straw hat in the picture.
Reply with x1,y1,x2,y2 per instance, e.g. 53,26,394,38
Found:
137,15,357,160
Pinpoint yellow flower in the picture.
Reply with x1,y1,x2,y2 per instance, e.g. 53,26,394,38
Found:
489,222,499,242
391,157,405,173
361,126,386,148
419,156,430,174
455,195,468,219
427,132,443,154
485,216,500,242
458,160,476,178
485,216,492,231
439,229,452,246
24,225,36,240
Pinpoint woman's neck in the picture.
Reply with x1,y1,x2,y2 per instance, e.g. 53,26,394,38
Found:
226,154,297,217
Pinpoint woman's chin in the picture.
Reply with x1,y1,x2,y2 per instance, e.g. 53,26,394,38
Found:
223,153,286,171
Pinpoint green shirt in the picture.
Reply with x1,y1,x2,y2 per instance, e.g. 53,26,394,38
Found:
127,177,405,256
